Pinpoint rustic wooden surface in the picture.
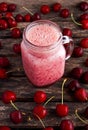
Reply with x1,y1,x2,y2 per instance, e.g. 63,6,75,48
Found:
0,0,88,129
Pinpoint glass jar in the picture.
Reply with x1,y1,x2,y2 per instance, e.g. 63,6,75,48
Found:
21,20,74,87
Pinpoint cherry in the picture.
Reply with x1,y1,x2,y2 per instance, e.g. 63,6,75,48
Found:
84,107,88,119
80,38,88,48
11,28,21,38
7,18,17,28
0,19,8,30
34,91,47,104
2,90,16,104
70,67,83,79
80,13,88,20
0,2,8,12
52,3,61,12
5,12,13,19
62,28,72,37
0,57,10,67
15,14,24,22
72,46,83,57
0,68,7,79
8,3,16,12
56,79,69,117
32,12,41,21
33,105,47,119
81,71,88,84
43,127,54,130
13,43,21,54
40,5,50,14
67,80,80,92
60,8,70,18
60,119,74,130
74,88,87,101
10,110,23,124
0,126,11,130
24,13,31,22
85,58,88,67
79,2,88,11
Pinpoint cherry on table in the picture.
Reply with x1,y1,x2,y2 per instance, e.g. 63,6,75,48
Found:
60,8,70,18
24,13,31,22
0,2,8,12
0,126,11,130
11,28,21,38
80,13,88,20
80,19,88,29
7,18,17,28
52,2,61,12
32,12,41,21
10,110,23,124
60,119,74,130
2,90,16,104
43,127,54,130
0,57,10,68
34,90,47,104
72,46,83,57
74,88,87,102
5,12,13,19
0,19,8,30
40,5,50,14
70,67,83,79
0,68,7,79
13,43,21,54
81,71,88,84
62,28,72,37
33,105,47,119
79,1,88,11
80,38,88,48
8,3,17,12
15,14,24,22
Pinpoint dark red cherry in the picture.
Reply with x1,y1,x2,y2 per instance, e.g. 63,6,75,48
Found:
72,46,83,57
52,3,61,12
32,13,41,21
62,28,72,37
11,28,21,38
0,57,10,67
10,110,23,124
0,68,7,79
80,38,88,48
40,5,50,14
79,2,88,11
60,8,70,18
0,126,11,130
43,127,54,130
0,19,8,30
7,18,17,28
0,2,8,12
8,4,16,12
24,13,31,22
60,119,74,130
80,13,88,20
13,43,21,54
5,12,13,19
15,14,24,22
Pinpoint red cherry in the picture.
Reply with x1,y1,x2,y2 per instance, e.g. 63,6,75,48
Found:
60,8,70,18
10,110,23,124
80,13,88,20
24,13,31,22
80,38,88,48
0,126,11,130
13,43,21,54
85,58,88,67
70,67,83,79
62,28,72,37
0,2,8,12
40,5,50,14
11,28,21,38
32,13,41,21
84,107,88,119
0,19,8,30
60,119,74,130
56,104,69,117
8,4,16,12
52,3,61,12
0,68,7,79
80,19,88,29
79,2,88,11
5,12,13,19
15,14,24,22
43,127,54,130
34,91,47,104
7,18,17,28
0,57,10,67
33,105,47,119
74,88,87,101
72,46,83,57
81,71,88,84
2,90,16,104
67,80,80,92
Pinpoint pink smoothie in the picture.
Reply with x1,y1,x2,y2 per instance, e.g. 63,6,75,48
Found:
21,21,66,86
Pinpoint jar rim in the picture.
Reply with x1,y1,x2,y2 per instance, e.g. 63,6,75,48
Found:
23,20,62,51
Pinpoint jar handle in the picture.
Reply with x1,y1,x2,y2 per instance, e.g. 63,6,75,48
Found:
62,36,74,60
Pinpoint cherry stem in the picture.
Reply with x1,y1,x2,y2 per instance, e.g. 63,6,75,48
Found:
75,109,88,124
44,96,55,107
6,67,23,74
71,13,82,26
10,100,19,110
62,78,67,104
34,113,45,128
22,6,33,15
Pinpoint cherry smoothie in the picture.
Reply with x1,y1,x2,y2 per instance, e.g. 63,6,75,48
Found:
21,20,72,87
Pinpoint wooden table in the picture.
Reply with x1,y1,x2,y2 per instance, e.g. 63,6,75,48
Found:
0,0,88,129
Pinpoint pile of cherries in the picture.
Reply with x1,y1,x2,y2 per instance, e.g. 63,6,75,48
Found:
0,1,88,130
